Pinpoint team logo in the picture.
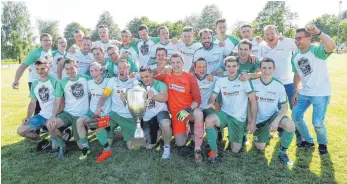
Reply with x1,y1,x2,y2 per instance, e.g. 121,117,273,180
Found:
38,85,50,103
223,91,227,96
71,82,85,99
298,57,313,76
140,41,149,55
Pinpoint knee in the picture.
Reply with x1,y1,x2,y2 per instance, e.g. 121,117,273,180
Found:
17,126,25,136
192,108,203,118
204,115,215,129
313,121,325,129
284,119,295,132
161,120,171,129
76,118,86,127
255,143,266,151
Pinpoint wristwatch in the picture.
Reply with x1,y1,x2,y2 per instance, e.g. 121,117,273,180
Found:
317,30,322,36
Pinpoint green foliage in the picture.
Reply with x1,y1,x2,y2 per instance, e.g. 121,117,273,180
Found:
283,28,296,39
1,1,33,60
196,4,223,34
91,11,121,42
309,14,339,42
231,21,247,39
36,19,60,50
252,1,298,36
63,22,89,48
338,19,347,44
1,59,19,64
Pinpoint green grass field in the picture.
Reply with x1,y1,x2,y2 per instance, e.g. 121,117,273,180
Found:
2,54,347,184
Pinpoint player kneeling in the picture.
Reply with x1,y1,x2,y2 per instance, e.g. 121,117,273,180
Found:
251,58,295,166
138,66,171,157
17,59,58,151
75,62,113,162
205,56,257,163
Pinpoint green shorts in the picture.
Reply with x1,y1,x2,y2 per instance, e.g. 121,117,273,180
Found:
58,111,80,140
203,108,215,119
215,92,222,103
216,111,244,143
253,113,289,143
108,111,137,141
85,111,95,119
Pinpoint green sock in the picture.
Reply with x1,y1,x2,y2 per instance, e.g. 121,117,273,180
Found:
96,129,110,151
206,127,217,151
56,138,65,150
189,122,194,134
80,137,89,148
279,130,294,154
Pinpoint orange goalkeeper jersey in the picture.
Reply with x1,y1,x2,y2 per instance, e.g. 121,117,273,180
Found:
156,72,201,112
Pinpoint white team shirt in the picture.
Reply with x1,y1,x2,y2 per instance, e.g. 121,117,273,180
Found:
252,78,288,123
260,38,297,85
55,74,91,116
213,76,254,122
70,50,94,75
150,41,179,59
105,77,135,118
291,45,332,96
196,75,217,109
213,35,239,54
178,41,202,71
29,75,57,119
88,78,112,114
137,37,159,68
193,44,231,75
23,48,53,82
141,80,168,121
118,44,139,65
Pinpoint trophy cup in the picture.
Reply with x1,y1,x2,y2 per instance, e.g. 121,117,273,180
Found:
126,80,147,147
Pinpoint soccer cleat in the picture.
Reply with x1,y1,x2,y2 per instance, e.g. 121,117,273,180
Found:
36,139,50,152
318,144,328,155
194,150,203,163
208,150,217,163
161,145,171,160
297,141,315,148
278,153,293,166
145,143,157,150
79,148,91,160
96,150,113,163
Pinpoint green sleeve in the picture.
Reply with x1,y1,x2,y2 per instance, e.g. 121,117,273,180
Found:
23,49,40,66
127,58,138,73
312,45,331,60
107,62,115,77
52,50,58,57
251,60,260,73
49,75,58,88
118,45,123,51
291,53,298,72
29,81,38,99
130,42,139,54
227,35,240,46
55,79,67,97
153,80,168,92
150,37,160,43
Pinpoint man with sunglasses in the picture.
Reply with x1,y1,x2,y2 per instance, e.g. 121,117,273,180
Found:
291,25,336,155
106,45,138,76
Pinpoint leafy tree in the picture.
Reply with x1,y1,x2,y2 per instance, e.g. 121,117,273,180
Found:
1,1,33,61
196,4,223,34
63,22,89,48
91,11,121,41
36,19,60,49
308,14,339,42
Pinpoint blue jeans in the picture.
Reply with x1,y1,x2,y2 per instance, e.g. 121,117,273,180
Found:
284,83,294,110
291,94,330,145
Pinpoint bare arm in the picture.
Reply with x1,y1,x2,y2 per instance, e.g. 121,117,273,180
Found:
57,58,66,79
320,32,336,53
51,97,62,118
12,64,28,89
293,72,301,95
207,93,217,109
25,99,37,119
97,94,108,110
248,93,258,126
152,90,168,103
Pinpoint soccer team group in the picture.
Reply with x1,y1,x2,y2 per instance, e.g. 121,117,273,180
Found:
12,18,336,165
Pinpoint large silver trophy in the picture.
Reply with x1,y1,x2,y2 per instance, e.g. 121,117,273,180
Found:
126,80,146,147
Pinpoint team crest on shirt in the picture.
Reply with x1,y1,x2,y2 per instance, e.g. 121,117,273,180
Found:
71,82,85,99
297,57,313,76
223,91,239,96
169,84,185,92
140,42,149,55
38,85,50,103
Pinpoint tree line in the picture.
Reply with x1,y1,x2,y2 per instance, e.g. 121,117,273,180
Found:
1,1,347,61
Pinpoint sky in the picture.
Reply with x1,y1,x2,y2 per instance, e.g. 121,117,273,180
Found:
24,0,345,36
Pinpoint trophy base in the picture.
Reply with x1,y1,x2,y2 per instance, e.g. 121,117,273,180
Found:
130,137,146,148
